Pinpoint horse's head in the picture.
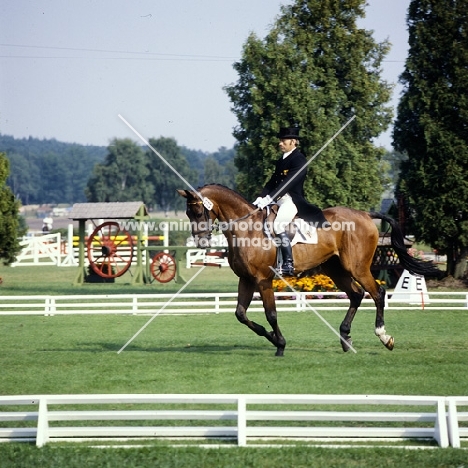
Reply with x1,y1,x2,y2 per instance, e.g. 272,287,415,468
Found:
177,189,216,248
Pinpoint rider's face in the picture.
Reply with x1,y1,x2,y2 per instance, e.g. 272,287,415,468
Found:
279,138,297,153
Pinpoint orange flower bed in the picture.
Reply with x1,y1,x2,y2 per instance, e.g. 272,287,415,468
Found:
273,274,339,293
272,274,385,297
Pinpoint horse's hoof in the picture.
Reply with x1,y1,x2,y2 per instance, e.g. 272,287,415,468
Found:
275,349,285,357
384,336,394,351
341,338,353,352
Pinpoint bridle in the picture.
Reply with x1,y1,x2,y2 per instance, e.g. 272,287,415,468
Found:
187,200,216,237
187,194,266,252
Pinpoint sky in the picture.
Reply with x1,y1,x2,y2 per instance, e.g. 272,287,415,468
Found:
0,0,410,153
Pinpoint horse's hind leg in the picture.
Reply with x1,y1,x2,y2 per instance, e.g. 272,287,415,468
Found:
355,272,394,351
234,277,286,355
324,261,365,352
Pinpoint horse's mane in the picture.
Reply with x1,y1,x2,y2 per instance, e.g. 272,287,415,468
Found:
199,184,250,205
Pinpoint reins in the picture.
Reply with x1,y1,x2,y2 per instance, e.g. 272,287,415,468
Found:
188,198,260,226
229,207,260,224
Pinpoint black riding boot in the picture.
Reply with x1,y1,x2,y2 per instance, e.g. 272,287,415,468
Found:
277,232,295,276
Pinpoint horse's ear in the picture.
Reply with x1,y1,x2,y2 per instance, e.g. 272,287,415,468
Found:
176,189,189,199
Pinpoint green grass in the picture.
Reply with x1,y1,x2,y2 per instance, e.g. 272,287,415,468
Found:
1,310,467,395
0,444,466,468
0,264,240,295
1,265,467,465
1,444,468,468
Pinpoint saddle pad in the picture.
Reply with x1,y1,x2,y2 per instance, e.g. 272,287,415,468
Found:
291,218,318,246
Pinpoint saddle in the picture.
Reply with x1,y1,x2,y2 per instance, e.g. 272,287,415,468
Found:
265,205,318,246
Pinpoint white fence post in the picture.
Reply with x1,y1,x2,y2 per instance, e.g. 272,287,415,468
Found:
60,224,77,267
237,396,247,447
36,398,49,447
434,398,449,448
44,297,56,316
447,398,461,448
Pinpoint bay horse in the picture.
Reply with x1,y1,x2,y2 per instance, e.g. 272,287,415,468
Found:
178,184,441,356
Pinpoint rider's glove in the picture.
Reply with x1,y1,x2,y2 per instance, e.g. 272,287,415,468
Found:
253,195,272,210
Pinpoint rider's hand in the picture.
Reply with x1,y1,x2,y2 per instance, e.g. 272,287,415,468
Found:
254,195,272,210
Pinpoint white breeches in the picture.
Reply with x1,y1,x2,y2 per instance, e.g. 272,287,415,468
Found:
273,194,298,234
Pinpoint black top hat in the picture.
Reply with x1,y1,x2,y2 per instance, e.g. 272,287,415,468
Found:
277,126,300,139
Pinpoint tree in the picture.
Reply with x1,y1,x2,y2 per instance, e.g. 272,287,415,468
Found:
1,134,106,205
381,150,408,196
203,151,238,189
210,147,238,188
145,137,198,214
393,0,468,278
37,152,70,204
66,145,104,203
0,152,26,265
224,0,393,209
6,152,39,204
86,139,153,203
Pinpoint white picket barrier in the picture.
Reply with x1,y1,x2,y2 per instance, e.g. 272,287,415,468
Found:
12,225,145,268
0,394,452,447
11,233,62,267
186,248,229,268
447,396,468,448
0,292,467,316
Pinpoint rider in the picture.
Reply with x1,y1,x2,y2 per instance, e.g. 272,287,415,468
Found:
253,126,328,276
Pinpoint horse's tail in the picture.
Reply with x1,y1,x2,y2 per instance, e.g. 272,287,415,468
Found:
369,212,443,278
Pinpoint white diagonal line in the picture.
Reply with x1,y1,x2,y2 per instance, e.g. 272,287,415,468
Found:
118,114,205,201
117,266,207,354
269,266,357,353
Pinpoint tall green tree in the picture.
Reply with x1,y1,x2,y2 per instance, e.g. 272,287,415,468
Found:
393,0,468,278
0,152,26,265
203,152,238,188
146,137,198,214
381,150,408,196
86,138,152,203
6,152,39,204
38,152,70,204
225,0,393,208
1,135,106,205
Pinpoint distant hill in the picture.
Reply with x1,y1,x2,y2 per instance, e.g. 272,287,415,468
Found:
0,134,237,206
0,134,107,205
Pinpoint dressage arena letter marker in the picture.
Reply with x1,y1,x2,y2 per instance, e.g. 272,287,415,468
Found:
391,269,430,306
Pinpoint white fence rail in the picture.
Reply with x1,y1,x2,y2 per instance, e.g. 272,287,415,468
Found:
186,249,229,268
0,292,467,316
12,234,223,270
447,396,468,448
0,394,460,447
11,233,63,267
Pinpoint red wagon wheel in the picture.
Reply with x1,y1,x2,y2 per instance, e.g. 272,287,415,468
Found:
151,252,176,283
87,221,133,278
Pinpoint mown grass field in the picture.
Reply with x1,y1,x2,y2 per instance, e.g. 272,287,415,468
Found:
1,264,467,466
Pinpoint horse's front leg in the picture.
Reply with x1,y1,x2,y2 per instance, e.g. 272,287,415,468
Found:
257,281,286,357
234,277,285,355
